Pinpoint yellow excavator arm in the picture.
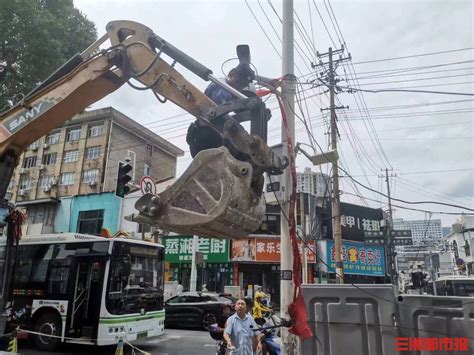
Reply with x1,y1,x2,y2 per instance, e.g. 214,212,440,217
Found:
0,20,286,238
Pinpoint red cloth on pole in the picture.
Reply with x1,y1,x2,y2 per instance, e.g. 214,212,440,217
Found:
277,95,313,340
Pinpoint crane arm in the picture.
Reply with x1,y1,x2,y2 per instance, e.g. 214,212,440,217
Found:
0,20,287,238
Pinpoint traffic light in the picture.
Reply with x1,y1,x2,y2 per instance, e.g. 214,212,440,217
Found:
115,159,133,198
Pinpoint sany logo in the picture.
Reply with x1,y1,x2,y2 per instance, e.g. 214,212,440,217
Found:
5,99,55,133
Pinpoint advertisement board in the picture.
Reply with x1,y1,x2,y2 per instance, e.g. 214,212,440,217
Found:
231,238,316,263
326,240,385,276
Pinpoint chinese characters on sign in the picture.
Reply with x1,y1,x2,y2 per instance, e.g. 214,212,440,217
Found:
164,236,229,263
341,215,381,231
327,240,385,276
336,202,385,242
231,238,316,263
395,337,469,352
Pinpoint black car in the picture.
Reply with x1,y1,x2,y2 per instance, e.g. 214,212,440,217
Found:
164,292,236,330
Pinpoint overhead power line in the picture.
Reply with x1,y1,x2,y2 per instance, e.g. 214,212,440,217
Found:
340,167,474,211
352,47,474,65
343,192,474,216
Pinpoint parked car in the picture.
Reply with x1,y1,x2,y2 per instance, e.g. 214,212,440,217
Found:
164,292,236,330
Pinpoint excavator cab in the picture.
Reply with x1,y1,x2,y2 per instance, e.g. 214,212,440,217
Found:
0,20,287,239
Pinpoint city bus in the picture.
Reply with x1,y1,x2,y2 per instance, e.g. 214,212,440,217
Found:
427,276,474,297
0,233,165,351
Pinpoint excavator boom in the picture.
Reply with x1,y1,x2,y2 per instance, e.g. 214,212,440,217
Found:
0,20,286,238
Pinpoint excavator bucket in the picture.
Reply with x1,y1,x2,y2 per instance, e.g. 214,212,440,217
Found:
126,147,265,239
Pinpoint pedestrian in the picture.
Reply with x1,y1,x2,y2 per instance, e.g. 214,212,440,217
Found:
176,281,183,295
223,299,263,355
202,283,208,292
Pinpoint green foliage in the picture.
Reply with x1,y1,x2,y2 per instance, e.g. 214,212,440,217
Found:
0,0,97,110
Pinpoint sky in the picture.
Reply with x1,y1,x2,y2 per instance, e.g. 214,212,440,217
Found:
73,0,474,228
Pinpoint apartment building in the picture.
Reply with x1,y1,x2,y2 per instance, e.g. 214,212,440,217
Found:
393,218,443,246
7,107,184,234
296,167,330,197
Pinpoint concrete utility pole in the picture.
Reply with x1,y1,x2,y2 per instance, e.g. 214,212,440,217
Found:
317,47,349,284
190,235,199,292
300,193,308,284
280,0,297,354
328,48,344,284
383,168,398,287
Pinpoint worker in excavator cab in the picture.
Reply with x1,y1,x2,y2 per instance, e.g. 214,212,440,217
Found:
186,63,256,157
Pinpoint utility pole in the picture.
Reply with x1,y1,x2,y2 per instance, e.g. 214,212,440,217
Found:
190,235,198,292
383,168,398,288
281,1,297,354
300,193,308,284
316,47,350,284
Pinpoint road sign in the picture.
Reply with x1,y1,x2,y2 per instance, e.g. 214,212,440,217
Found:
364,230,385,245
364,230,413,246
140,175,156,195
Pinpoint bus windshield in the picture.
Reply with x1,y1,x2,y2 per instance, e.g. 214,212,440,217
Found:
106,241,164,315
431,279,474,297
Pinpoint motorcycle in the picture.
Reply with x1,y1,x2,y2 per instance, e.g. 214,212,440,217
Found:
258,315,282,355
209,323,227,355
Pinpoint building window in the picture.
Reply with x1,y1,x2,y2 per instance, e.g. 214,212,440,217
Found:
88,124,103,138
146,144,153,156
85,146,100,160
42,152,57,165
19,176,33,190
29,139,41,150
46,131,60,145
66,128,81,142
60,172,75,186
77,209,104,235
22,156,37,169
82,169,99,184
39,175,55,188
144,163,151,176
63,150,79,163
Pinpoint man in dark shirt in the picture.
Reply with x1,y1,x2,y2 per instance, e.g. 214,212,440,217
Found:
186,64,255,157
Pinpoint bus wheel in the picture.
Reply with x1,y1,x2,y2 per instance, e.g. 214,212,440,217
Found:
33,312,62,351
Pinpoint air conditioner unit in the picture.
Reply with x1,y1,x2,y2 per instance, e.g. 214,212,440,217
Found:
43,143,49,149
50,177,58,187
18,189,27,197
31,145,38,151
89,180,97,187
43,186,51,193
38,164,45,170
20,168,27,174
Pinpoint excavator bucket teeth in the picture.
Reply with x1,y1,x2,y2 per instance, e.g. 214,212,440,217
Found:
129,147,265,239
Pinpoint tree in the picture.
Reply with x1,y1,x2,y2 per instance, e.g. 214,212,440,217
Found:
0,0,97,110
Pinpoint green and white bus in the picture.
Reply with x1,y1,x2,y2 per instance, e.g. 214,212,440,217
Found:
1,233,165,351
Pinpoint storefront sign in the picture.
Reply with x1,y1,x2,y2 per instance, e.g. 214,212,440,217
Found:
231,238,316,263
322,202,385,242
340,202,384,242
326,240,385,276
164,236,229,263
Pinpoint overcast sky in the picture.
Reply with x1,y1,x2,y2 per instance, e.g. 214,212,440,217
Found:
74,0,473,228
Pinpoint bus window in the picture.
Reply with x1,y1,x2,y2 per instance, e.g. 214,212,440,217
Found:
453,281,474,297
106,242,164,315
30,245,54,282
445,281,454,296
435,281,446,296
